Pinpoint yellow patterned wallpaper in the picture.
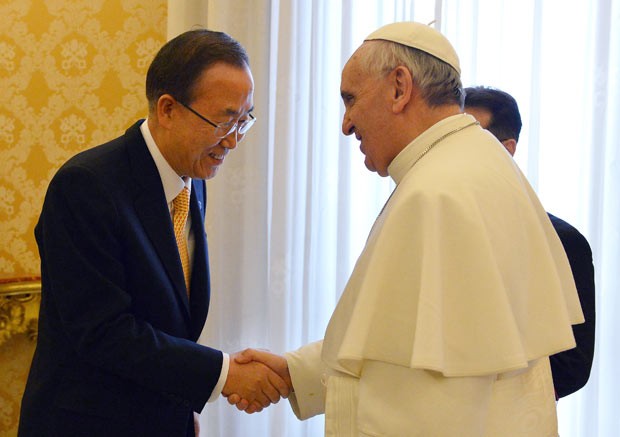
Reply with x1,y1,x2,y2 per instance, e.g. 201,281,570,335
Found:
0,0,167,280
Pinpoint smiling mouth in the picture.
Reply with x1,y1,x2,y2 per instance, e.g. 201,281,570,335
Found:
354,132,364,153
209,152,226,161
355,135,365,154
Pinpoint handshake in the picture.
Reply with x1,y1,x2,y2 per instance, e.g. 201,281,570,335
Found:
221,349,292,414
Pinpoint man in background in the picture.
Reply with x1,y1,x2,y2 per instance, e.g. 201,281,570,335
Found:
464,85,596,399
231,22,584,436
19,29,288,437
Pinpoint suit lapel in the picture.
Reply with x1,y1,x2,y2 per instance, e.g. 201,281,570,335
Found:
188,180,211,340
125,122,192,321
135,191,191,316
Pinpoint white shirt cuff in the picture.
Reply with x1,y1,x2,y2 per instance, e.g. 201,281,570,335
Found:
208,352,229,403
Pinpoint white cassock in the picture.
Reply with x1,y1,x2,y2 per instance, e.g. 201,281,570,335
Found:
285,114,584,437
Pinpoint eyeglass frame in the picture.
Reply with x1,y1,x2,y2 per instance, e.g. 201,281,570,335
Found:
175,98,256,139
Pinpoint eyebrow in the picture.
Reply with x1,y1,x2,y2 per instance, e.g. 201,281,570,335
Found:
223,106,255,117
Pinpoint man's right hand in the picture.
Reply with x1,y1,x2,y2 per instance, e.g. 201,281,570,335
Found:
221,349,291,413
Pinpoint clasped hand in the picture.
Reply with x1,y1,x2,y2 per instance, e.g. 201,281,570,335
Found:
222,349,292,414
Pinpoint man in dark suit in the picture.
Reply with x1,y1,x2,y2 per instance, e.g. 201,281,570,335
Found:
464,86,596,398
19,29,289,437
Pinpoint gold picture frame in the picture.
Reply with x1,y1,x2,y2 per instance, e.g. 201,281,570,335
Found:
0,278,41,347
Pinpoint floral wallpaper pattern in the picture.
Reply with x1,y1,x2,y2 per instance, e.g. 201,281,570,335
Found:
0,0,167,279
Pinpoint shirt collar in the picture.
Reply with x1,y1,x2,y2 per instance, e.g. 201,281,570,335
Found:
140,119,191,203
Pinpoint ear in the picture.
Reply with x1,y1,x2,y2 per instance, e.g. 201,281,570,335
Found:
390,66,413,113
501,138,517,156
156,94,177,129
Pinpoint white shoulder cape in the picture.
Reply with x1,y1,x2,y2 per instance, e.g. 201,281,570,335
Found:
323,114,584,378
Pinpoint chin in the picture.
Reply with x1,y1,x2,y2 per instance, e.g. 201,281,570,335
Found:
201,171,217,180
366,162,388,177
191,164,220,180
364,159,377,174
205,167,220,180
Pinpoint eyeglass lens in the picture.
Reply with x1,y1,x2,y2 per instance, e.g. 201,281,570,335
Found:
216,115,255,138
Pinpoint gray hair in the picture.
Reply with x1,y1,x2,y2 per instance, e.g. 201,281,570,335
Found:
360,40,464,108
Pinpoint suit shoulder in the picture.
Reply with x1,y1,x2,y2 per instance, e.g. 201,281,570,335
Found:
56,121,144,177
547,213,592,255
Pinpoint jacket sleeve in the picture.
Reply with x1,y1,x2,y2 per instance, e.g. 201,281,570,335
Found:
284,340,327,420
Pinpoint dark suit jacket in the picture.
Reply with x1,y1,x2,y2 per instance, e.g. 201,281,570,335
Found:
19,121,222,437
548,213,596,398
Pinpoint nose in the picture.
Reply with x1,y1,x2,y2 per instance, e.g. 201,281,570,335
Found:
220,130,239,149
342,114,354,136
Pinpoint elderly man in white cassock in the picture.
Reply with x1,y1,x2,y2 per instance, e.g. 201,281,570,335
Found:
228,22,584,436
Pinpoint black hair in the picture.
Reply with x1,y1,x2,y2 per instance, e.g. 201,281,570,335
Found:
145,29,249,111
464,86,522,141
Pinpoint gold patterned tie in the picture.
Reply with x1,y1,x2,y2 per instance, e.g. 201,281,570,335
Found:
172,187,191,294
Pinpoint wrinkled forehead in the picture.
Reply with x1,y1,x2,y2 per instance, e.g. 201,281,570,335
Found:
341,45,369,85
346,43,371,69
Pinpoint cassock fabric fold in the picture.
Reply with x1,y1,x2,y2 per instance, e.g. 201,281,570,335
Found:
323,114,584,378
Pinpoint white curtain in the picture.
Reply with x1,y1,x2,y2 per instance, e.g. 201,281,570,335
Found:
167,1,620,435
443,1,620,436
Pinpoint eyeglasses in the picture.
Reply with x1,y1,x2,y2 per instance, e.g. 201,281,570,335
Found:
176,100,256,139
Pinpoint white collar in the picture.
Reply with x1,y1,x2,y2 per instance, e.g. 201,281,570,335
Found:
140,119,191,203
